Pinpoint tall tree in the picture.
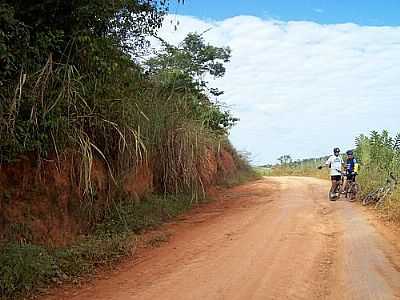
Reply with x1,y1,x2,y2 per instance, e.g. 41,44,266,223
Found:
0,0,169,84
147,33,231,95
146,33,237,134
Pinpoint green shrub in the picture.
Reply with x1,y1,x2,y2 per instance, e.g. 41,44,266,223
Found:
0,243,58,298
96,194,195,235
0,2,253,298
54,233,135,277
355,130,400,220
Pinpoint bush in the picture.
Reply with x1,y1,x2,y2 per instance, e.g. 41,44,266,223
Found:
96,194,195,235
0,193,202,299
0,2,254,298
355,130,400,220
54,233,135,277
0,243,58,298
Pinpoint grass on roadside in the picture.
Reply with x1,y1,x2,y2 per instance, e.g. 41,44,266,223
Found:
257,166,327,179
219,169,261,187
380,190,400,223
0,193,200,300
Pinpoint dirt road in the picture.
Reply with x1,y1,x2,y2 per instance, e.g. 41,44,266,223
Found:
47,177,400,300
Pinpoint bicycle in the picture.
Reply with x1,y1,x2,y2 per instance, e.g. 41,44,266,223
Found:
327,170,360,201
362,173,398,206
343,175,361,201
328,170,345,201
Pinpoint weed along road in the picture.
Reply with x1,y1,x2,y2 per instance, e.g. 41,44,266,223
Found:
47,177,400,300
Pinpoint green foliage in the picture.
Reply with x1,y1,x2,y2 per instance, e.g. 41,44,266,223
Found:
0,193,199,299
0,242,58,298
0,0,167,166
277,154,292,165
0,0,168,82
147,33,231,84
0,4,30,83
267,166,326,179
218,141,258,186
355,130,400,215
254,166,272,176
0,2,239,197
96,194,194,235
354,131,400,221
0,2,252,297
146,33,237,134
263,155,329,178
54,233,135,277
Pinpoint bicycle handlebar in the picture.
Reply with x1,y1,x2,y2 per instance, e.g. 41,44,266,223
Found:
335,169,346,176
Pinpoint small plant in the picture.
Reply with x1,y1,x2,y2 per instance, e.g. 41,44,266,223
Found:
54,233,135,277
145,232,170,248
0,242,59,298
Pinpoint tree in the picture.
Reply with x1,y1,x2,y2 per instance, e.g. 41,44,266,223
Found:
146,33,237,134
0,0,169,84
277,155,292,165
147,33,231,95
394,134,400,151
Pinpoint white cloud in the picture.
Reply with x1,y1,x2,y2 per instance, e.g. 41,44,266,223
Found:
156,15,400,164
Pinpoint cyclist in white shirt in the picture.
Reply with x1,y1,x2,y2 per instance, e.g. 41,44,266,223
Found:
318,147,344,200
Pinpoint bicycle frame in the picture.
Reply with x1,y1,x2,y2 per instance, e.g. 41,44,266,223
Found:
329,170,345,200
362,173,398,206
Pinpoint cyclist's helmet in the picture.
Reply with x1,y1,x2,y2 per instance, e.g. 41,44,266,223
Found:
346,150,353,155
333,147,340,154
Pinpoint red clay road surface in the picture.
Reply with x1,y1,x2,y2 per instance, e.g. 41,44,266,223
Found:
45,177,400,300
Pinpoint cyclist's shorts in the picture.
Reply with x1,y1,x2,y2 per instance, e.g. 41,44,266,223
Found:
331,175,341,181
346,174,357,182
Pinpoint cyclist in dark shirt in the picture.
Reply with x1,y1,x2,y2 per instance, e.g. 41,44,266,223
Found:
343,150,359,194
345,150,358,179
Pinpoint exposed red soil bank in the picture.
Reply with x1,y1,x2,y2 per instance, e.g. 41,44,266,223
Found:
0,148,240,246
0,155,152,246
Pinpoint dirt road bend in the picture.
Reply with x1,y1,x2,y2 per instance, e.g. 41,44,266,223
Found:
46,177,400,300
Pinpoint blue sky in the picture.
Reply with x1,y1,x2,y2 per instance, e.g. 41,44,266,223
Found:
172,0,400,26
160,2,400,164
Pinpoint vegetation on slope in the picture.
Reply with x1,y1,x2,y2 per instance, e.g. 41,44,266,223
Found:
0,0,242,189
0,193,197,299
355,130,400,220
0,1,255,298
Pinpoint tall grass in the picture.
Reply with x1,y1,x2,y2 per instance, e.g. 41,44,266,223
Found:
1,57,146,170
0,6,256,299
355,130,400,221
0,56,230,199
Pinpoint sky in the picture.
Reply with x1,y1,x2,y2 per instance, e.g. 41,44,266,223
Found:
158,1,400,164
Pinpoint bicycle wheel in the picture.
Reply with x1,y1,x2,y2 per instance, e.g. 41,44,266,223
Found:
349,183,360,201
328,191,336,201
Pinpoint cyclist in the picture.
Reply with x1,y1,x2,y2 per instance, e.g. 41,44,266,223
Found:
343,150,359,198
318,147,344,200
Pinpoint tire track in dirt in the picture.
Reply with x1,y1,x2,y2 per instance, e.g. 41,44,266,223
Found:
43,177,400,300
